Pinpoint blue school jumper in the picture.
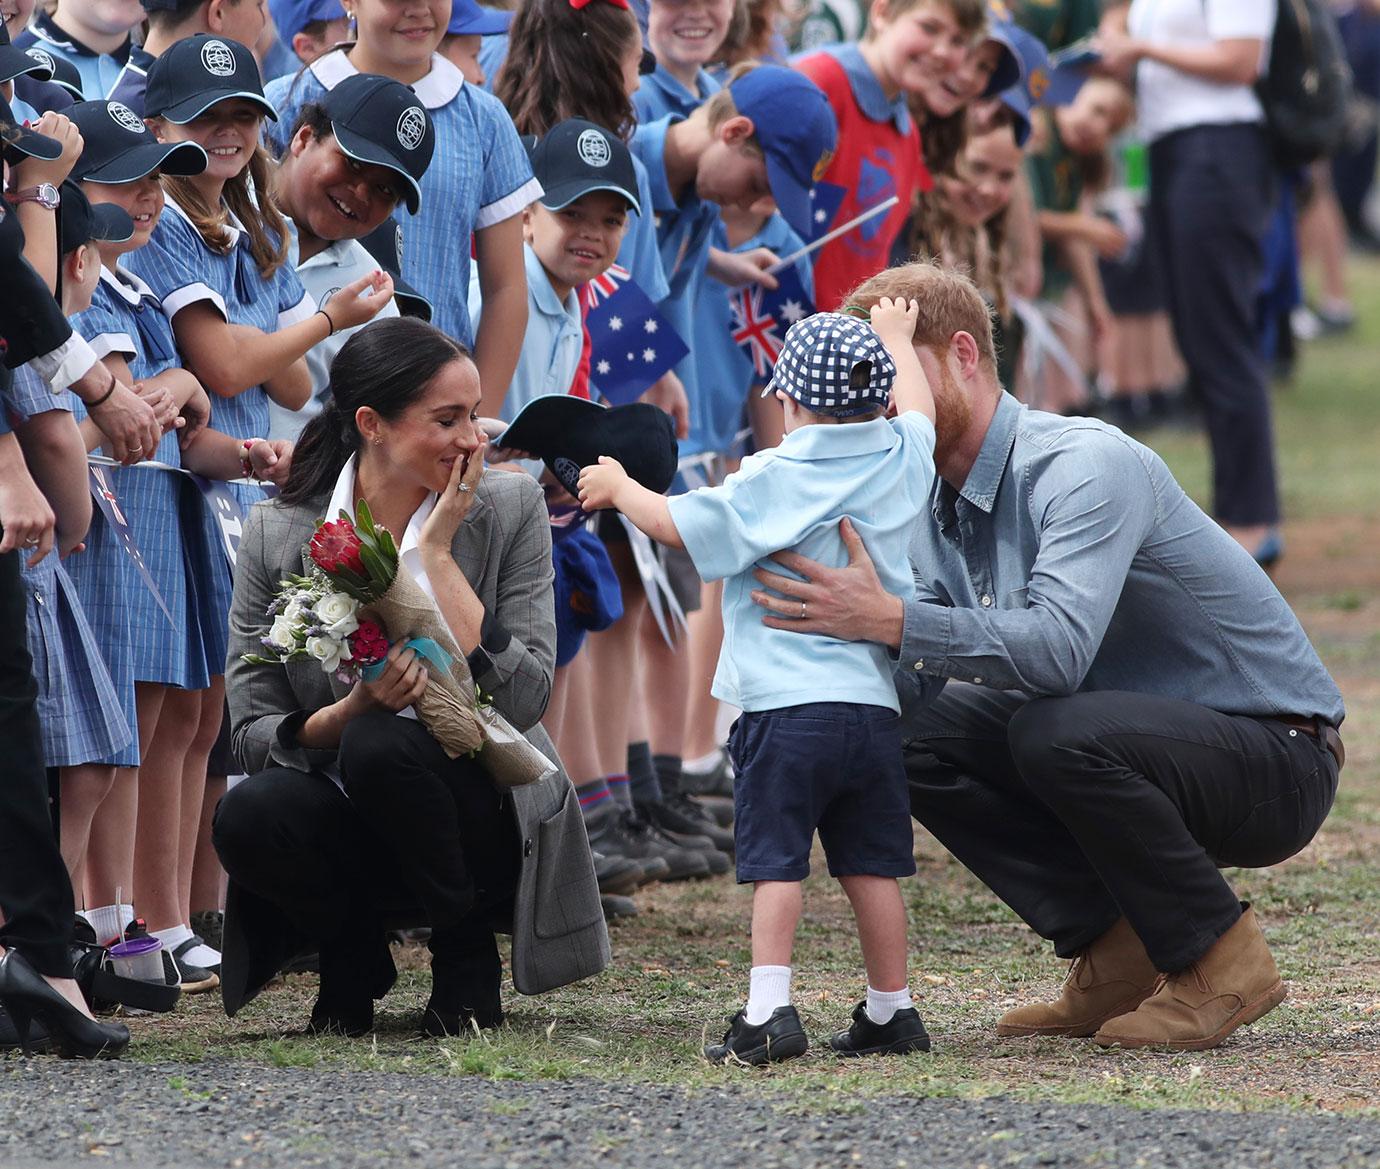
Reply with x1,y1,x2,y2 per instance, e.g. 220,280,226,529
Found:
15,11,130,99
3,366,134,767
264,50,540,347
690,212,812,459
68,267,212,696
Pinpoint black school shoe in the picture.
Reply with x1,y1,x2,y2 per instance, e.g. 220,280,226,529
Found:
703,1006,808,1066
828,1002,931,1056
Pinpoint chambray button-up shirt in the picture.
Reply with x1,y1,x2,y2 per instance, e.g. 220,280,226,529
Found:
896,394,1345,726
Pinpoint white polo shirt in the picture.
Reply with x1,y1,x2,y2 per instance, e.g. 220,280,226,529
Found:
267,231,400,443
1128,0,1276,142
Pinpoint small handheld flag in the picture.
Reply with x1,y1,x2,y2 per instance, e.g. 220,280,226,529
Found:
729,264,815,380
585,263,690,405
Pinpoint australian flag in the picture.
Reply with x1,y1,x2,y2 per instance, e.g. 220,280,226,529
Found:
808,181,846,241
585,263,689,406
730,265,816,380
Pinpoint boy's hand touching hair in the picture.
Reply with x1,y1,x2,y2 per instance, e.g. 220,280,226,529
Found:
869,297,920,352
577,456,630,512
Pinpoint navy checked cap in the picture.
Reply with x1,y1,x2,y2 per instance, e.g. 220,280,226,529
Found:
762,312,897,417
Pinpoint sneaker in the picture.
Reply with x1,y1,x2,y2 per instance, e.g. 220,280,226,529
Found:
704,1006,809,1066
643,794,736,854
828,1002,931,1056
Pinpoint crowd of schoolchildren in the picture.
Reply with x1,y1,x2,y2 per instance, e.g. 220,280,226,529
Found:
0,0,1363,1061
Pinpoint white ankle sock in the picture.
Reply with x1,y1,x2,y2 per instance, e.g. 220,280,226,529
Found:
745,965,791,1025
153,924,221,968
866,985,913,1025
81,903,135,945
682,749,723,775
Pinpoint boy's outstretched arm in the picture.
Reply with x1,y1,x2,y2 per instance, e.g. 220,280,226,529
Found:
871,297,936,425
578,456,686,550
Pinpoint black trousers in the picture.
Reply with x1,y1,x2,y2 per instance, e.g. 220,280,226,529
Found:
213,711,520,1010
0,547,75,976
904,686,1339,972
1149,123,1280,527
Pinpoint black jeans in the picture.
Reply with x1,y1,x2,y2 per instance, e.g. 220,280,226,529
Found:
213,711,520,1009
0,547,76,976
904,686,1339,972
1149,123,1280,527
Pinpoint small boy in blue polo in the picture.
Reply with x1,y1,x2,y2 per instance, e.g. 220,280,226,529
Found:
578,298,937,1066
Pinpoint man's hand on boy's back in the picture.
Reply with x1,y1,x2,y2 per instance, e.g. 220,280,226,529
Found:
708,247,781,291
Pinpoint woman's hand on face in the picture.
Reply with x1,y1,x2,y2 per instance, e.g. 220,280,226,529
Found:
324,271,396,331
347,642,429,715
420,436,487,553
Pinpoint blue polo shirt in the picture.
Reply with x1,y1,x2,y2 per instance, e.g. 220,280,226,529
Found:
106,44,155,115
630,115,719,429
689,212,812,457
632,63,719,123
15,10,130,99
468,242,583,423
264,50,541,348
669,410,936,712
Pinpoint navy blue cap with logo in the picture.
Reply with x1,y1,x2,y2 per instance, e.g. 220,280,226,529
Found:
0,91,63,165
726,66,838,240
319,73,436,215
143,34,278,124
58,180,136,254
69,101,209,183
22,45,84,101
526,118,641,216
0,19,52,84
359,217,433,322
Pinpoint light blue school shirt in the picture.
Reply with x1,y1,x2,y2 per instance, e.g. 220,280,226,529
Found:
894,394,1345,725
632,63,718,124
125,196,315,445
15,13,129,99
468,242,583,424
267,225,401,442
688,211,812,458
669,411,937,713
264,50,541,348
630,115,719,432
477,32,508,91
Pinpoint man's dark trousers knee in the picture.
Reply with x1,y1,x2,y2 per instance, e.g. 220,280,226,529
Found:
903,686,1339,972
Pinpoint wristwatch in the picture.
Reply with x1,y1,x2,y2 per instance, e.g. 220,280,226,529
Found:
9,184,61,210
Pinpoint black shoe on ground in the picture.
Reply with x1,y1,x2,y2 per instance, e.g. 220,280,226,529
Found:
828,1002,931,1056
0,1004,53,1053
307,998,373,1037
681,749,734,798
643,795,736,854
585,805,676,885
166,938,219,993
690,793,734,828
609,808,711,882
703,1006,808,1066
601,894,639,921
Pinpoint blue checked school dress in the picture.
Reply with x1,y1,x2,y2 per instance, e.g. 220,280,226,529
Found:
66,267,212,703
4,366,135,767
264,50,541,347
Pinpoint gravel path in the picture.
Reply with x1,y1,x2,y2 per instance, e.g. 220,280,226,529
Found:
3,1058,1379,1169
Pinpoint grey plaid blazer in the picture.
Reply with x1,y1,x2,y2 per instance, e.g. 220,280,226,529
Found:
224,469,609,1000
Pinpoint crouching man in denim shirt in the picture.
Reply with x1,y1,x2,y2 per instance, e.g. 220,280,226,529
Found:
751,260,1345,1054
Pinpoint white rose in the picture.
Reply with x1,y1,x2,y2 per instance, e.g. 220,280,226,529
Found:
315,592,359,639
305,634,344,673
282,594,310,622
268,615,299,651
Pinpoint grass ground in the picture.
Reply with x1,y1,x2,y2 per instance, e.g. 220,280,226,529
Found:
128,259,1380,1115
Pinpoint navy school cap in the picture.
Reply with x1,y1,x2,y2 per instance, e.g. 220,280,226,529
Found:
727,65,837,240
0,91,63,165
359,217,433,322
23,46,85,101
320,74,436,215
70,101,209,183
270,0,347,45
448,0,511,36
500,396,678,499
0,19,51,84
144,35,278,124
526,119,640,216
58,180,135,254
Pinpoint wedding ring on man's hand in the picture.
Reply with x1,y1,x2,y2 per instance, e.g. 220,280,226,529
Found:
456,482,471,494
800,601,808,620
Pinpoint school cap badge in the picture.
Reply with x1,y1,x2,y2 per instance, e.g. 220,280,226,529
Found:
108,101,145,134
396,106,427,151
577,128,611,168
200,39,237,76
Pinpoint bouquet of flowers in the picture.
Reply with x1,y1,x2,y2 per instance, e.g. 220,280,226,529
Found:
246,501,552,786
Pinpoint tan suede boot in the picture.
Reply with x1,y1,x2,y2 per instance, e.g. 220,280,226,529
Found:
1093,905,1286,1051
996,917,1160,1038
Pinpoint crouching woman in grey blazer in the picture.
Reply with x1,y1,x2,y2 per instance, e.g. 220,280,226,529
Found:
214,317,608,1038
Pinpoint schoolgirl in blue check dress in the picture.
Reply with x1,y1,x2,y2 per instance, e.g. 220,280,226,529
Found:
3,366,134,768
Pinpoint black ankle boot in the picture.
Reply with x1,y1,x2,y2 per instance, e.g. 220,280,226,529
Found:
422,922,503,1038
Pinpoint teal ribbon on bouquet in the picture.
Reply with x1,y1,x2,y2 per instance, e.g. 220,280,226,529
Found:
360,637,455,681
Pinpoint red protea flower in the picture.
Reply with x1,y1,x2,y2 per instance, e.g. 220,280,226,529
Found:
348,620,389,666
309,518,366,576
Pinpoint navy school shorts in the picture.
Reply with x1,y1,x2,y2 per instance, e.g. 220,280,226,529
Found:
727,702,916,884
